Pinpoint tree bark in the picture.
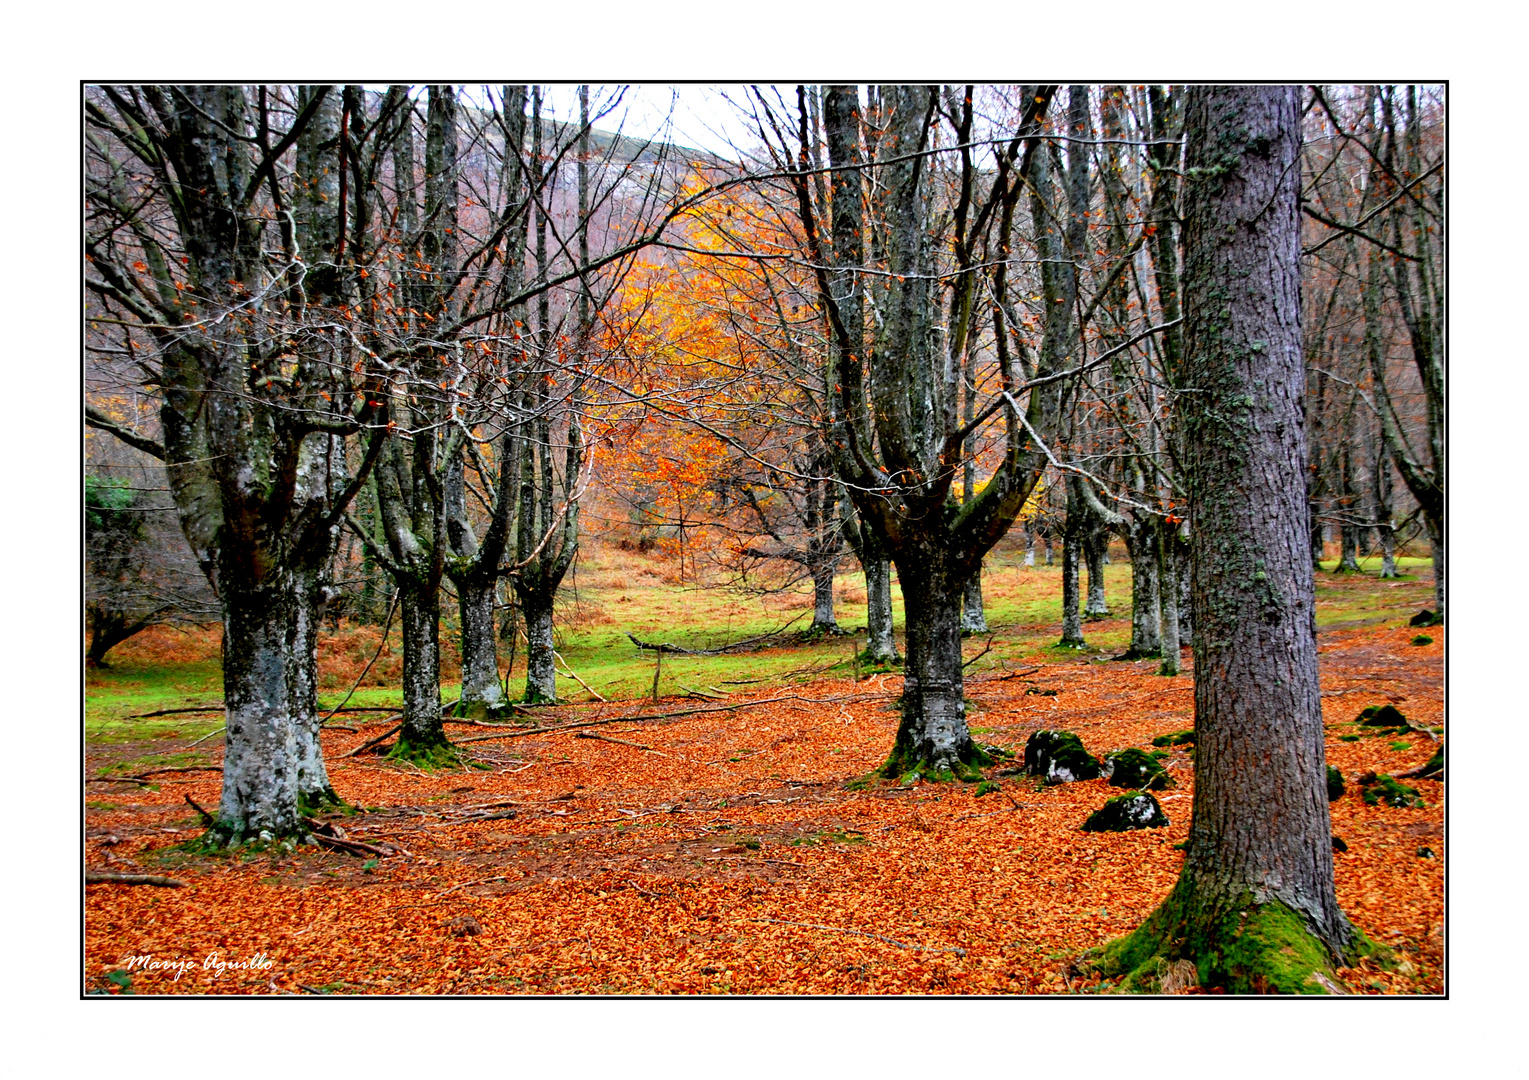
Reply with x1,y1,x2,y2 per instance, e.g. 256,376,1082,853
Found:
1084,526,1111,618
1099,86,1366,993
883,554,979,778
961,564,989,634
397,579,446,752
1123,518,1161,658
1156,519,1181,676
521,589,557,704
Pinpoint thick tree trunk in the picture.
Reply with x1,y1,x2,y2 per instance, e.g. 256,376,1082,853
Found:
1099,86,1366,994
397,581,446,752
521,589,557,704
457,577,505,716
216,573,301,842
1123,519,1160,658
960,563,988,634
882,555,984,779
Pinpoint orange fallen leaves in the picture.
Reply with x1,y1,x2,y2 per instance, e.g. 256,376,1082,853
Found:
85,624,1443,996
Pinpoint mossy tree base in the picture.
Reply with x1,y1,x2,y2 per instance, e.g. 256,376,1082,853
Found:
387,730,467,771
878,741,993,785
1087,883,1387,994
297,787,351,815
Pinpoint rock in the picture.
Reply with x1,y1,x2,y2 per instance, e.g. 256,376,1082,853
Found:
1081,791,1168,832
1151,729,1196,747
1327,765,1344,802
1357,704,1409,728
1024,730,1101,784
446,915,483,937
1332,835,1348,853
1104,748,1175,791
1361,775,1425,809
1417,846,1436,859
1409,609,1440,627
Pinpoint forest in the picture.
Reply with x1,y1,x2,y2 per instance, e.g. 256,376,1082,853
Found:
83,83,1443,998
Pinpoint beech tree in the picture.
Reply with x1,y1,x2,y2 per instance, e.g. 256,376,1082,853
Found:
1095,85,1375,992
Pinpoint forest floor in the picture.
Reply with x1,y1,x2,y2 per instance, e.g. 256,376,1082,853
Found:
84,546,1444,995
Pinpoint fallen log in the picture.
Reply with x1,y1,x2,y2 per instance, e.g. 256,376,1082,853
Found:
86,872,185,887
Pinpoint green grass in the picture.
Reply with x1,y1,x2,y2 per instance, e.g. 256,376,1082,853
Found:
85,540,1440,739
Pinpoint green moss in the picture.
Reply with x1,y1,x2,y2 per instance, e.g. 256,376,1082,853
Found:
1024,730,1102,783
1089,885,1382,995
1105,748,1175,791
1361,775,1425,808
974,780,1001,798
1357,704,1408,728
1326,766,1344,802
1339,734,1360,742
1411,635,1433,646
387,733,469,771
1152,729,1196,747
1082,791,1168,832
878,739,992,784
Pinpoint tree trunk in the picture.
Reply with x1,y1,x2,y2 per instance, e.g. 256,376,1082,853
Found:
881,555,984,780
1176,530,1194,647
862,555,900,664
1427,515,1444,617
216,572,301,842
1084,527,1110,618
1059,528,1085,647
521,589,557,704
397,581,446,753
1098,86,1368,994
961,562,988,634
456,577,505,717
289,564,338,806
810,557,839,635
1123,518,1161,658
1156,520,1181,677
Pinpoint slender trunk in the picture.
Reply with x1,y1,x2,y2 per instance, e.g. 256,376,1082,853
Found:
217,571,300,841
398,581,445,750
1157,520,1181,676
883,556,979,778
1309,511,1326,569
1125,518,1161,658
1059,527,1085,647
961,562,988,633
1044,534,1055,566
289,564,337,804
810,557,839,634
1084,527,1110,617
457,577,504,716
521,589,556,703
863,555,900,664
1427,516,1444,617
1024,527,1036,567
1176,530,1194,646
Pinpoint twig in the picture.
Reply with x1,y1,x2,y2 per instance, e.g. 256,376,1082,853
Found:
121,704,223,719
103,765,222,782
184,726,226,749
554,650,606,701
345,721,402,757
625,612,808,657
752,918,966,956
86,872,185,887
183,794,215,826
962,634,997,669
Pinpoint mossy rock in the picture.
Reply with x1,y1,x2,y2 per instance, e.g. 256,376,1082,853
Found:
974,780,1001,798
1152,729,1196,748
1411,635,1433,646
1408,608,1441,627
1082,791,1168,832
1331,836,1348,853
1412,746,1444,782
1024,730,1102,784
1361,775,1425,808
1357,704,1408,728
1326,765,1344,802
1104,748,1175,791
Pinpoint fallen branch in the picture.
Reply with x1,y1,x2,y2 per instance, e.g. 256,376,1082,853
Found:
122,704,223,719
345,722,402,757
574,731,654,751
184,726,226,749
752,918,966,956
184,794,215,826
625,612,807,657
452,695,825,744
102,765,222,783
962,634,997,669
86,872,185,887
554,650,606,701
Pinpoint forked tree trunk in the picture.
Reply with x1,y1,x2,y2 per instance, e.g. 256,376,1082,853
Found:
1124,519,1160,658
217,573,301,842
1098,86,1367,994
